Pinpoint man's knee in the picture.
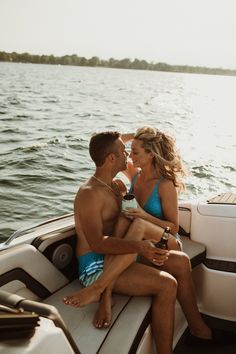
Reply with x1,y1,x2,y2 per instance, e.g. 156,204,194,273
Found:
159,272,177,298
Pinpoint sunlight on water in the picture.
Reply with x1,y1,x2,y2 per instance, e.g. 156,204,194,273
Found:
0,63,235,239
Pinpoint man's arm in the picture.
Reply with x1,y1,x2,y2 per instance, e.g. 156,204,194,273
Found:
77,189,141,255
76,188,168,264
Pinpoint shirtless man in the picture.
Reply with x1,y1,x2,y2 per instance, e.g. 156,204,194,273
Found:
64,131,213,354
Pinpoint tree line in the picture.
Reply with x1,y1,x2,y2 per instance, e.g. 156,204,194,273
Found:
0,51,235,76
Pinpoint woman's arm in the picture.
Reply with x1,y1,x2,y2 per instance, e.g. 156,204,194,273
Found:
123,180,179,235
120,133,139,182
114,178,127,196
120,133,134,143
157,179,179,234
122,161,139,183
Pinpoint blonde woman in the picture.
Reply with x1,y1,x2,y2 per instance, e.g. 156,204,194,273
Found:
121,126,186,250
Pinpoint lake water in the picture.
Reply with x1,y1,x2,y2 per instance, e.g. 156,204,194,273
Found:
0,62,236,241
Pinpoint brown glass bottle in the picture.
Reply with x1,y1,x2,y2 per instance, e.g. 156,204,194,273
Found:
154,227,170,250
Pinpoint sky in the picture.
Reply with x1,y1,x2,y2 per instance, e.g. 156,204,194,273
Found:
0,0,236,69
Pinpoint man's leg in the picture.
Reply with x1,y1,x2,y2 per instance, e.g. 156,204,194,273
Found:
64,218,168,308
113,262,177,354
63,218,145,307
93,216,133,328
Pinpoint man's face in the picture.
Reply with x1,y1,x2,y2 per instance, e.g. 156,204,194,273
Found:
113,138,128,172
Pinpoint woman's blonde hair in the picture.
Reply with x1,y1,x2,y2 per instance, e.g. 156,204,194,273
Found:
134,126,187,192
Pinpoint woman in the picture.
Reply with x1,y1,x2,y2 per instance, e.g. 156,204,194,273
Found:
121,126,186,250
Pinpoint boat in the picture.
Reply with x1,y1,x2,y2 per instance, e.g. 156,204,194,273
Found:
0,193,235,354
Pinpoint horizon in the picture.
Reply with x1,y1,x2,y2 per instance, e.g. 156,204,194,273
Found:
0,0,236,70
1,50,235,72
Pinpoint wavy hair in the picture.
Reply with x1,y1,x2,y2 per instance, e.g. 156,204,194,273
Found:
134,126,187,192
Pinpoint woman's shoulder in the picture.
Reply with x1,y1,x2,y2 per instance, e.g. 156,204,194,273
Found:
159,178,176,194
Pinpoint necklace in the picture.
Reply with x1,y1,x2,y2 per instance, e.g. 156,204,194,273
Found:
92,175,117,195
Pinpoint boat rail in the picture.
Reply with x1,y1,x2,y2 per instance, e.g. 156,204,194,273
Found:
0,213,74,250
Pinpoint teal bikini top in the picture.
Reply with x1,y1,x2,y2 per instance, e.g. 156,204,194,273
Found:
129,173,164,219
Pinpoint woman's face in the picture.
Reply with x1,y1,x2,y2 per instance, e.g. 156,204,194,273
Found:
130,139,153,168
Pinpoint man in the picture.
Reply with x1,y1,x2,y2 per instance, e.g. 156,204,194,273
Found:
63,132,215,354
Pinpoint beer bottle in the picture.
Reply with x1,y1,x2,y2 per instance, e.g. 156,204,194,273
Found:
155,227,170,250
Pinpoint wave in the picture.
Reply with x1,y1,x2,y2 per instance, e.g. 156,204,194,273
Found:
191,165,215,179
223,165,236,172
12,138,62,152
16,114,31,118
7,97,21,106
43,98,59,103
0,128,20,134
1,63,236,241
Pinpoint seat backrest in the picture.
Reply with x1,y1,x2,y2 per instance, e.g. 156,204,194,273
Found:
0,244,68,299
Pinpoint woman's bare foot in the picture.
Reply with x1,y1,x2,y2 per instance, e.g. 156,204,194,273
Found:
189,325,212,339
63,283,103,308
93,289,115,329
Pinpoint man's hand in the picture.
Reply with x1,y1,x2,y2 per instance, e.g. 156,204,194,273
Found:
138,239,169,266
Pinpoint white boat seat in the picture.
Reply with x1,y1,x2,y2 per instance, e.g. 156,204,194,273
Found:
181,236,206,268
41,236,206,354
43,280,152,354
0,244,69,299
0,235,206,354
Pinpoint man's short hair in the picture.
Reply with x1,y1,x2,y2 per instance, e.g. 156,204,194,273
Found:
89,131,120,167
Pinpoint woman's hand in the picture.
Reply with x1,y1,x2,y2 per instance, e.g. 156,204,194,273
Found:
122,206,148,220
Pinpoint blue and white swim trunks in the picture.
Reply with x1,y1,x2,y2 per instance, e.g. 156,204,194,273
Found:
77,252,104,287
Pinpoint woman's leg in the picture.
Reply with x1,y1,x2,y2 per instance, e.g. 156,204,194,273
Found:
161,251,212,339
113,261,177,354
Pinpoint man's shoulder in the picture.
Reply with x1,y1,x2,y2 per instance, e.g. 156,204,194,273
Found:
76,183,98,201
75,183,101,205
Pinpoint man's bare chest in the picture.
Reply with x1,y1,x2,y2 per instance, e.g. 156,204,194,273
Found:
101,194,121,233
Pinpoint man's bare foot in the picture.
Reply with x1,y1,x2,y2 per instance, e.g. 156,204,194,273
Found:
63,283,103,308
93,290,115,329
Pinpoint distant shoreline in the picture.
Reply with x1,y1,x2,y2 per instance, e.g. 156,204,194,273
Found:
1,51,236,77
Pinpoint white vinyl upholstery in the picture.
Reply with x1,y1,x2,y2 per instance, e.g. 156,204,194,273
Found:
0,244,69,297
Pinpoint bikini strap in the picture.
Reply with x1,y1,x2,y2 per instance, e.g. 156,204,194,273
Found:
129,172,139,193
154,176,164,192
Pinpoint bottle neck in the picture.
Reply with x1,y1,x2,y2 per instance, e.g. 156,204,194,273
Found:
161,227,170,241
162,233,169,241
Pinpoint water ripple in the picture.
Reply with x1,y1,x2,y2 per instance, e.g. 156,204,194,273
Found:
0,62,236,239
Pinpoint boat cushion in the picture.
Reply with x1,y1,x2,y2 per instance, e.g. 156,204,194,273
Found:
181,236,206,268
42,236,206,354
0,244,69,298
43,280,147,354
